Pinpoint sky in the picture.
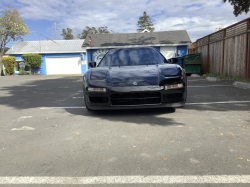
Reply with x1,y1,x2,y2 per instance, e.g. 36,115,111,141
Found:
1,0,249,48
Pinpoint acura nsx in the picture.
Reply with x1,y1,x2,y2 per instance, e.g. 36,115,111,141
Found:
83,47,187,110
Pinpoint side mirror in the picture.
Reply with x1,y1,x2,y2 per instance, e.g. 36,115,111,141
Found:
169,58,178,64
88,61,96,68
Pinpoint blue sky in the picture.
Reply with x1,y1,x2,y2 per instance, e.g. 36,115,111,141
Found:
1,0,249,48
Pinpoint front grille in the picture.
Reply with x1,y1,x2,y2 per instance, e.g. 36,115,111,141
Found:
89,97,109,103
111,92,161,106
163,93,183,103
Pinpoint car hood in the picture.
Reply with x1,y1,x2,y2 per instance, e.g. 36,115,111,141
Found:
88,64,181,87
110,66,159,87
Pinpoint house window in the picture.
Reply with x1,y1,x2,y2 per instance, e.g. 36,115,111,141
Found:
15,61,31,72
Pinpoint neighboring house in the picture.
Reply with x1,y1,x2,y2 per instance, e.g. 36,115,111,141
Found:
6,40,86,75
82,30,192,68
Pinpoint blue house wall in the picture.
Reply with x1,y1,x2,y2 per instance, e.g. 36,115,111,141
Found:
177,46,188,57
11,52,86,75
176,46,188,67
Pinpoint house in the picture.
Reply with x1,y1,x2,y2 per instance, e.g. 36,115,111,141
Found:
6,40,87,75
82,30,192,68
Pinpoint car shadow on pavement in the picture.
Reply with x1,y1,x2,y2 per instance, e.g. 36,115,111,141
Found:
0,75,250,114
65,107,185,127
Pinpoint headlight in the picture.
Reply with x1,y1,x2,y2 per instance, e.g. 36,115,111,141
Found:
87,87,107,92
165,83,183,90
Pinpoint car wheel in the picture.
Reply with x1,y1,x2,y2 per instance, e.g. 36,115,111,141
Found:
84,93,92,111
184,89,187,104
182,88,187,107
179,88,187,108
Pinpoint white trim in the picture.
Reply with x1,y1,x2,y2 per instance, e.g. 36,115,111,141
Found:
0,175,249,184
141,29,150,33
86,43,192,50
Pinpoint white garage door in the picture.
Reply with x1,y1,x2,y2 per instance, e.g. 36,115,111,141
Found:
46,57,81,75
160,46,176,59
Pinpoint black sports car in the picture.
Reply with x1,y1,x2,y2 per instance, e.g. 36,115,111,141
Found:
83,47,187,110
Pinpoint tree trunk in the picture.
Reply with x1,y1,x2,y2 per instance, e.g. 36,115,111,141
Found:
0,54,4,76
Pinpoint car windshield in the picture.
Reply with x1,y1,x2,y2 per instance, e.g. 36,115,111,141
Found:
98,47,166,67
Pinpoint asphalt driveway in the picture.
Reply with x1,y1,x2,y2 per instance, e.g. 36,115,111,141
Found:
0,75,249,186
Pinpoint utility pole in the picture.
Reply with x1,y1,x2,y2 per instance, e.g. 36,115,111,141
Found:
55,22,57,40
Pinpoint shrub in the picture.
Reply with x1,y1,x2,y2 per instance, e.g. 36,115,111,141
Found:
19,69,26,75
2,56,16,75
21,54,42,74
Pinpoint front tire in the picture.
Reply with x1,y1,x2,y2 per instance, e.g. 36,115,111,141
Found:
84,92,92,111
183,89,187,106
180,86,187,107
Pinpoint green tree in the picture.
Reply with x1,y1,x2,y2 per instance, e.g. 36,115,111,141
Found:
137,11,155,32
98,26,115,34
3,47,9,54
21,54,42,74
61,28,74,40
0,7,29,76
2,56,16,75
222,0,250,16
78,26,114,39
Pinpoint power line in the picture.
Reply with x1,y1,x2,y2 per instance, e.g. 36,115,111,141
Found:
31,46,40,51
39,32,59,45
38,30,41,52
29,30,40,33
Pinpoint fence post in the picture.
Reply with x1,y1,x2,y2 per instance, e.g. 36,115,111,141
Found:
221,29,226,75
207,36,210,73
246,19,250,79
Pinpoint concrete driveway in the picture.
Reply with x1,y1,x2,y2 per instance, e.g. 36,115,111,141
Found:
0,75,249,186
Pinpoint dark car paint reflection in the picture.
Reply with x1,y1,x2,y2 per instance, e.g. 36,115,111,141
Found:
83,47,187,110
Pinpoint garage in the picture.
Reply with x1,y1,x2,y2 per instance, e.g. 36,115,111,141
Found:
46,57,82,75
160,46,176,59
6,40,87,75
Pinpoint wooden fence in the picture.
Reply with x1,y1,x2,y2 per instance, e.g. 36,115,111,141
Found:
189,17,250,79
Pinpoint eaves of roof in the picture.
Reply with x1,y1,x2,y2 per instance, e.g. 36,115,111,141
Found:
85,43,192,49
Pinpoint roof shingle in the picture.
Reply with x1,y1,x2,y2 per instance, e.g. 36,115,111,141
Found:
82,30,191,48
6,40,85,54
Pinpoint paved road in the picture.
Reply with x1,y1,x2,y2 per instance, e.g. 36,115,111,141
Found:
0,75,249,186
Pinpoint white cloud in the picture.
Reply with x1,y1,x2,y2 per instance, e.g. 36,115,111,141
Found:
2,0,250,42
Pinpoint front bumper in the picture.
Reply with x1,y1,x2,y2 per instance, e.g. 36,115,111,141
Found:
84,86,186,110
